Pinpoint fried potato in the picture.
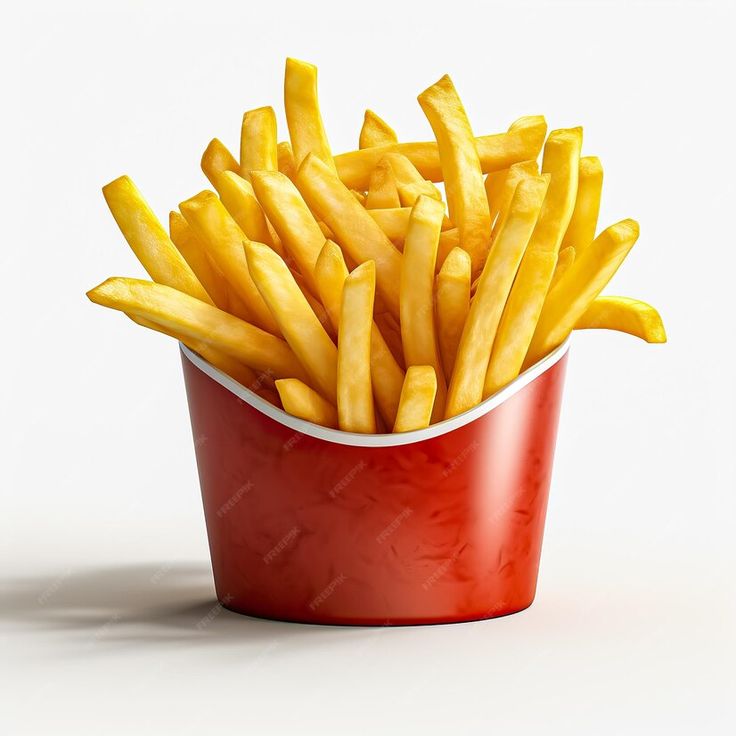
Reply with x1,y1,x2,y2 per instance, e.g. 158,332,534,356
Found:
277,141,297,180
381,152,443,205
489,160,540,240
436,247,471,379
102,176,213,304
365,160,401,209
400,195,447,422
562,156,603,254
87,278,307,380
367,206,452,246
275,379,338,428
240,106,278,180
334,114,547,190
525,219,641,366
436,228,460,271
295,153,402,318
418,75,491,272
574,296,666,343
359,110,398,148
337,261,376,433
447,175,549,416
284,57,336,171
393,366,437,433
245,241,338,403
550,245,576,290
201,138,239,188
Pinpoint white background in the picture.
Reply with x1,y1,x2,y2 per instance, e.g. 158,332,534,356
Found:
2,0,734,733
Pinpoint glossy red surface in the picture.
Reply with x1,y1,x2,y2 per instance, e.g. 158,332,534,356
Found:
182,352,568,625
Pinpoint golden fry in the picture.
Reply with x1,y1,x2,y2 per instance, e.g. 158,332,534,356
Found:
574,296,666,343
561,155,604,254
393,366,437,433
489,160,540,240
436,247,471,380
525,219,641,366
447,175,549,416
550,245,576,290
436,228,460,271
337,261,376,433
240,106,278,180
418,74,491,272
277,141,297,180
382,152,443,205
365,160,401,209
201,138,239,188
400,196,447,422
367,206,451,246
359,110,398,148
245,241,337,403
275,379,338,428
102,176,212,303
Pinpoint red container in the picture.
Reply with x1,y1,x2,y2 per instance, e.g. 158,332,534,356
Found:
181,340,569,626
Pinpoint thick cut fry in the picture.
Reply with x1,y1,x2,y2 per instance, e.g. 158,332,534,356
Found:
550,246,576,290
239,106,278,180
250,170,325,295
337,261,376,433
351,190,367,205
334,115,547,190
381,152,443,205
201,139,239,188
365,160,401,209
102,176,212,303
393,366,438,433
400,196,447,422
275,379,338,428
436,247,471,380
418,75,492,272
295,153,402,318
446,175,549,416
169,211,230,310
179,191,280,334
359,110,398,148
87,278,307,380
525,219,640,366
489,160,540,239
367,207,451,246
436,228,460,270
314,240,404,427
574,296,667,343
284,58,336,172
484,167,509,220
245,241,337,403
277,141,297,180
562,156,603,254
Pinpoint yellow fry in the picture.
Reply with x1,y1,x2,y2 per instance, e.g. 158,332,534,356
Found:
561,155,604,254
400,196,447,422
436,247,471,380
87,278,307,380
201,138,239,188
381,152,443,205
393,366,437,433
365,160,401,209
447,175,549,416
351,189,367,205
275,379,338,428
550,245,576,290
418,74,491,272
525,219,640,366
239,106,278,180
179,191,279,334
102,176,212,303
334,114,547,190
436,228,460,271
489,160,540,241
337,261,376,433
295,153,402,318
284,57,335,172
245,241,337,403
277,141,297,180
359,110,398,148
367,206,452,247
484,167,509,220
574,296,666,343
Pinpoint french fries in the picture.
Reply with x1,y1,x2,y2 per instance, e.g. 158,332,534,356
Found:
90,58,664,435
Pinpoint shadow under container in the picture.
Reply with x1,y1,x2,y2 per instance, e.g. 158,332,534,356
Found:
181,340,569,626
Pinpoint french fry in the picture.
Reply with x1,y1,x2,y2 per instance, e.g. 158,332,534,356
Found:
436,228,460,271
87,278,307,380
239,106,278,180
483,127,582,397
179,191,280,334
314,240,404,427
574,296,666,343
381,152,443,205
489,160,540,240
484,167,509,220
524,219,641,367
365,160,401,209
245,241,337,403
201,138,239,188
561,155,604,254
418,74,492,272
275,379,338,428
359,110,398,148
250,170,325,295
550,245,576,290
446,175,549,416
277,141,297,180
337,261,376,433
351,189,367,205
169,211,231,310
284,57,336,171
334,114,547,190
400,196,447,422
393,366,437,433
436,247,471,380
367,206,451,246
295,153,402,318
102,176,212,304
